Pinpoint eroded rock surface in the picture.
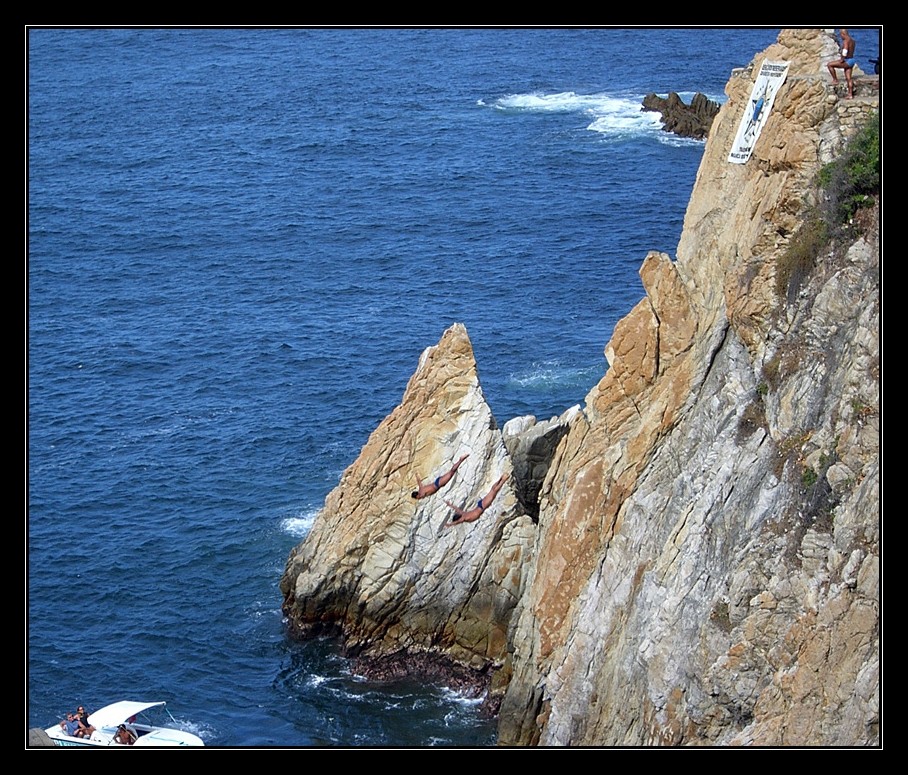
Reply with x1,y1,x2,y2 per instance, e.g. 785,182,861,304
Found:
280,323,555,700
282,29,879,746
642,91,720,139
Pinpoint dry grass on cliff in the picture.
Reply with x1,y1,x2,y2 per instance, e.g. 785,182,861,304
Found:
775,215,829,303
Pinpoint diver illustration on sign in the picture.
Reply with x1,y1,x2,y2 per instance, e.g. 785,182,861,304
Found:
727,60,789,165
743,79,772,144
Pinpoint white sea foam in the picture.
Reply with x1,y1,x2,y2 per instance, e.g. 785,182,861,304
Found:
508,360,601,391
495,90,608,111
492,89,726,142
586,109,663,138
280,507,319,538
492,91,663,140
439,686,484,707
172,717,211,740
655,132,706,148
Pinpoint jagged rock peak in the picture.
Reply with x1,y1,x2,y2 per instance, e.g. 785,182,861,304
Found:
280,322,538,679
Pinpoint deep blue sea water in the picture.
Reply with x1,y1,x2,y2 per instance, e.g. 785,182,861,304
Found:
27,27,880,748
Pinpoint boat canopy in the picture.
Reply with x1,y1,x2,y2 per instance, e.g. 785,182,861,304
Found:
87,701,166,729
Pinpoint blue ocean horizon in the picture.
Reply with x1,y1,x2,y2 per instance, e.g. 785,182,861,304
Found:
27,27,881,747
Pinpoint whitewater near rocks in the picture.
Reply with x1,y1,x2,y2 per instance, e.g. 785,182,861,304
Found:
281,28,880,747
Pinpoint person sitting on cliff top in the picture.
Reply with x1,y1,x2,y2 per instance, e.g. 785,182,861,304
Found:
444,473,508,528
827,29,857,99
412,454,469,499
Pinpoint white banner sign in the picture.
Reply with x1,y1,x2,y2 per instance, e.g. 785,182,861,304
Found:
727,60,790,164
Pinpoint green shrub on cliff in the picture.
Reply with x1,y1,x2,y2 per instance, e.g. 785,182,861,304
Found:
818,111,880,230
776,112,879,301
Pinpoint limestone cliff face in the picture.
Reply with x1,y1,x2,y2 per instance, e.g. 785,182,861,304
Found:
281,29,879,746
280,322,548,677
496,28,879,747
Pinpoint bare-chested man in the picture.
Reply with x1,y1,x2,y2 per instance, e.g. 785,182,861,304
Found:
828,29,857,99
412,454,469,499
443,473,508,528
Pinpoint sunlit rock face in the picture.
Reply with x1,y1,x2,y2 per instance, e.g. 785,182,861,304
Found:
280,322,542,692
282,28,879,746
497,28,879,747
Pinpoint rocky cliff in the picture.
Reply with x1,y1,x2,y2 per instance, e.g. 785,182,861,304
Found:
281,29,880,746
641,91,720,139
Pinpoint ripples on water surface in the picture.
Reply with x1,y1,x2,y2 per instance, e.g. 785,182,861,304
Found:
28,27,879,746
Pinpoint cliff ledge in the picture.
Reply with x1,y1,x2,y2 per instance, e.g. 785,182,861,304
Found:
281,28,880,746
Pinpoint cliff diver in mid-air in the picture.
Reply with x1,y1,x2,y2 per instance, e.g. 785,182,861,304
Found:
444,473,508,528
412,454,469,500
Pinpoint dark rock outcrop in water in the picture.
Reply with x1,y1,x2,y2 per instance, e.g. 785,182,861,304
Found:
642,91,720,139
281,29,880,746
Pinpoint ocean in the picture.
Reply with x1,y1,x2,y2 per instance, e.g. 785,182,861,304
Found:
27,26,880,747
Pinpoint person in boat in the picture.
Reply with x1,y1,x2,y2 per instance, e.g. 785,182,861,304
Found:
827,29,857,99
443,473,508,528
58,712,81,736
412,454,469,499
74,706,95,738
115,724,137,745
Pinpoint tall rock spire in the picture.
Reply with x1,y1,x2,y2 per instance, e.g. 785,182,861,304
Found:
281,323,535,681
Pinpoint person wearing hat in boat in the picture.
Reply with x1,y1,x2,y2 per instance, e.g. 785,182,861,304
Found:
115,724,137,745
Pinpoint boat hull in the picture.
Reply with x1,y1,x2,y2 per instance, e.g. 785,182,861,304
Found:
42,700,204,747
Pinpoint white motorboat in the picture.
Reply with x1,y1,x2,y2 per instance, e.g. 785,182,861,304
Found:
43,700,205,747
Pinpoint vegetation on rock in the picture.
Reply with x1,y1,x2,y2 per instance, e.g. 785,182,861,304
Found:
818,110,881,231
776,111,880,300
